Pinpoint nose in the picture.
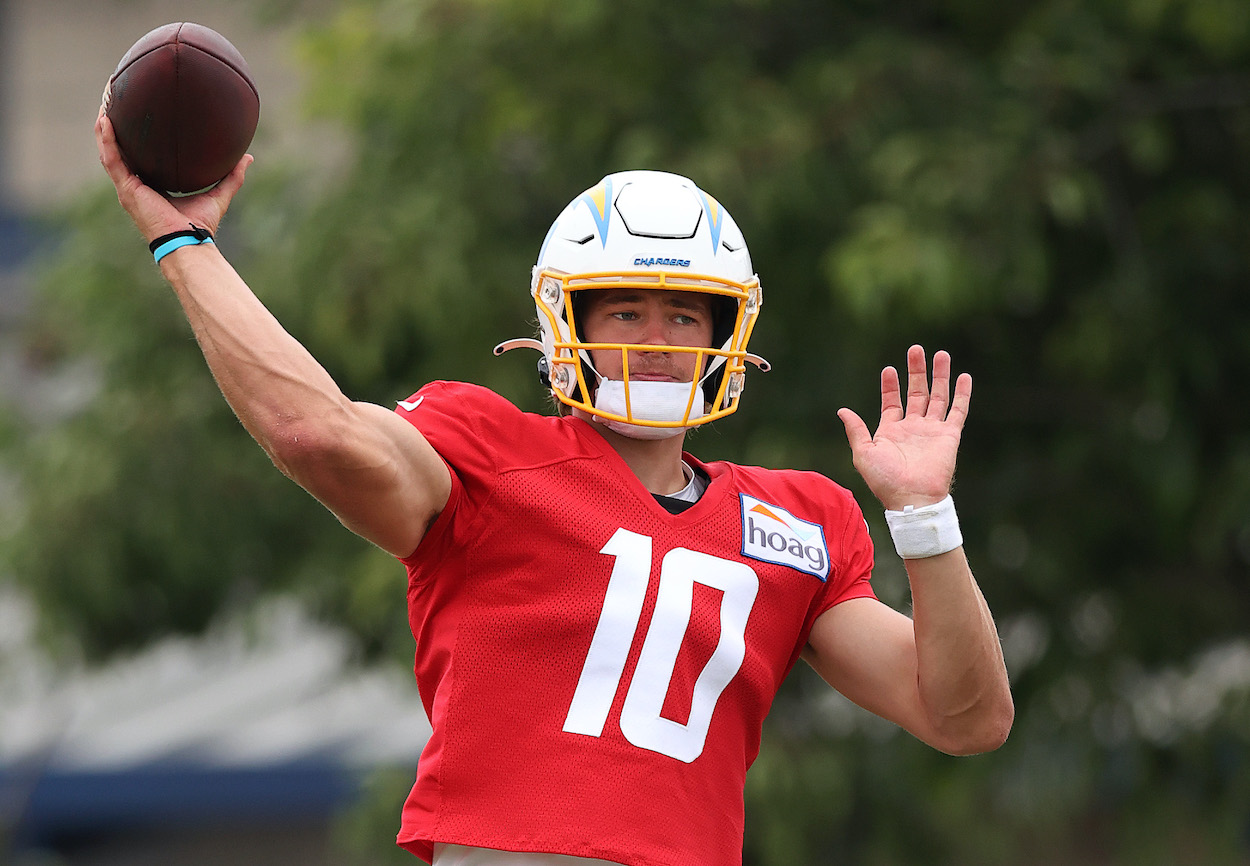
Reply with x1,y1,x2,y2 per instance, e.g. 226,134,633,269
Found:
635,304,673,348
624,321,674,377
638,324,671,348
628,320,674,364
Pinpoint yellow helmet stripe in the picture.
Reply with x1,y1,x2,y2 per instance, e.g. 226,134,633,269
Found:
580,177,613,248
698,189,723,254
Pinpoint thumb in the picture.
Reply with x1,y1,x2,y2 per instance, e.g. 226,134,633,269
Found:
185,154,253,236
837,407,873,454
215,153,253,197
202,154,252,210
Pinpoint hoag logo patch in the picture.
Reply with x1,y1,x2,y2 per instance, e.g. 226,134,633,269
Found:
739,495,830,581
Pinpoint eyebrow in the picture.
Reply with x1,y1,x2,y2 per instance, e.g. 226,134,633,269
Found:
595,292,711,314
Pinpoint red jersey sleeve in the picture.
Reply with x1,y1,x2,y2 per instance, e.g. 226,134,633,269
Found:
392,380,509,570
814,494,876,614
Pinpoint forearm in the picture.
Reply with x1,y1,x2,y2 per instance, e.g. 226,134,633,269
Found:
905,548,1013,754
158,243,351,464
94,112,450,552
151,243,451,558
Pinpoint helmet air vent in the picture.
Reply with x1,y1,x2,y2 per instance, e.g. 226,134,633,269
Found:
615,181,702,240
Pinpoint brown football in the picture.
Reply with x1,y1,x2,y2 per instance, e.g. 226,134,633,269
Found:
104,22,260,194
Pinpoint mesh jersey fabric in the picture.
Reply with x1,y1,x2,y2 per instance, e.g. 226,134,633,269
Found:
394,381,877,866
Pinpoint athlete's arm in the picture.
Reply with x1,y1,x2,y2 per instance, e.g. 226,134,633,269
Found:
803,346,1012,755
96,110,450,558
802,555,1011,755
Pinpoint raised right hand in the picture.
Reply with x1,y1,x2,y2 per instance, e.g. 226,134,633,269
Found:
95,105,252,244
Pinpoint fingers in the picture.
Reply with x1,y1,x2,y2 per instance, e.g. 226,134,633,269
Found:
879,364,903,423
904,344,929,416
893,345,971,424
95,111,130,185
948,371,972,430
95,112,149,203
926,349,951,420
96,112,174,237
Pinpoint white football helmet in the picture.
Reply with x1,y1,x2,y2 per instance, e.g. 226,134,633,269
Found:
495,170,768,435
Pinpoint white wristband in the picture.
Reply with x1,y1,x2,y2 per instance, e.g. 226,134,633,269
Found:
884,495,963,559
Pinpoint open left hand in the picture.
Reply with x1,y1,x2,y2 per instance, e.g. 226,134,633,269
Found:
837,345,971,511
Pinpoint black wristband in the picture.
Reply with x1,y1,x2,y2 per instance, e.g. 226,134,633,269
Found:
148,224,214,253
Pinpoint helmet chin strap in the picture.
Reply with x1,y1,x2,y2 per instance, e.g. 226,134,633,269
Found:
588,350,711,439
592,380,701,440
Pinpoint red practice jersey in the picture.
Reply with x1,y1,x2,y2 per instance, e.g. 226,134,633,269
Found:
394,382,876,866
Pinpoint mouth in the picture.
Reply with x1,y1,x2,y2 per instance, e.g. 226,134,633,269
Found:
629,372,685,383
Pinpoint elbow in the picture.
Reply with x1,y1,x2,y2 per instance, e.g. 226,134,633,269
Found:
935,692,1015,756
949,715,1013,757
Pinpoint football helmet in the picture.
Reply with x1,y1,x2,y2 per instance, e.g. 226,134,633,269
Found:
495,170,768,437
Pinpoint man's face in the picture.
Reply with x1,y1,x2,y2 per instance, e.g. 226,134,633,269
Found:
577,289,716,384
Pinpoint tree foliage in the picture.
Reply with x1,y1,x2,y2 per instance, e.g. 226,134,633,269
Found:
6,0,1250,861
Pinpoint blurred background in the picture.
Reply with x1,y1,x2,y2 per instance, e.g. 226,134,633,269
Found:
1,0,1249,863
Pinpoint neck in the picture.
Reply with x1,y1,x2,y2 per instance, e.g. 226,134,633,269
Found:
574,410,690,495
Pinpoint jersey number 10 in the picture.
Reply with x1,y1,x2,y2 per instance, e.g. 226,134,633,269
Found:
562,527,760,762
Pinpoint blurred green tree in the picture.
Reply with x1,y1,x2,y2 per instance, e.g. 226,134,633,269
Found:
5,0,1250,862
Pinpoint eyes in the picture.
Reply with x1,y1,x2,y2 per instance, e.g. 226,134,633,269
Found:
579,292,715,346
610,309,702,327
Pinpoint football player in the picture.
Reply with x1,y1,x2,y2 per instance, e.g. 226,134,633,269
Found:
97,108,1012,865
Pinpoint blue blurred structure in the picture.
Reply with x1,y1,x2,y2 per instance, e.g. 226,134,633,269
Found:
0,208,37,268
4,760,361,858
0,598,428,865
